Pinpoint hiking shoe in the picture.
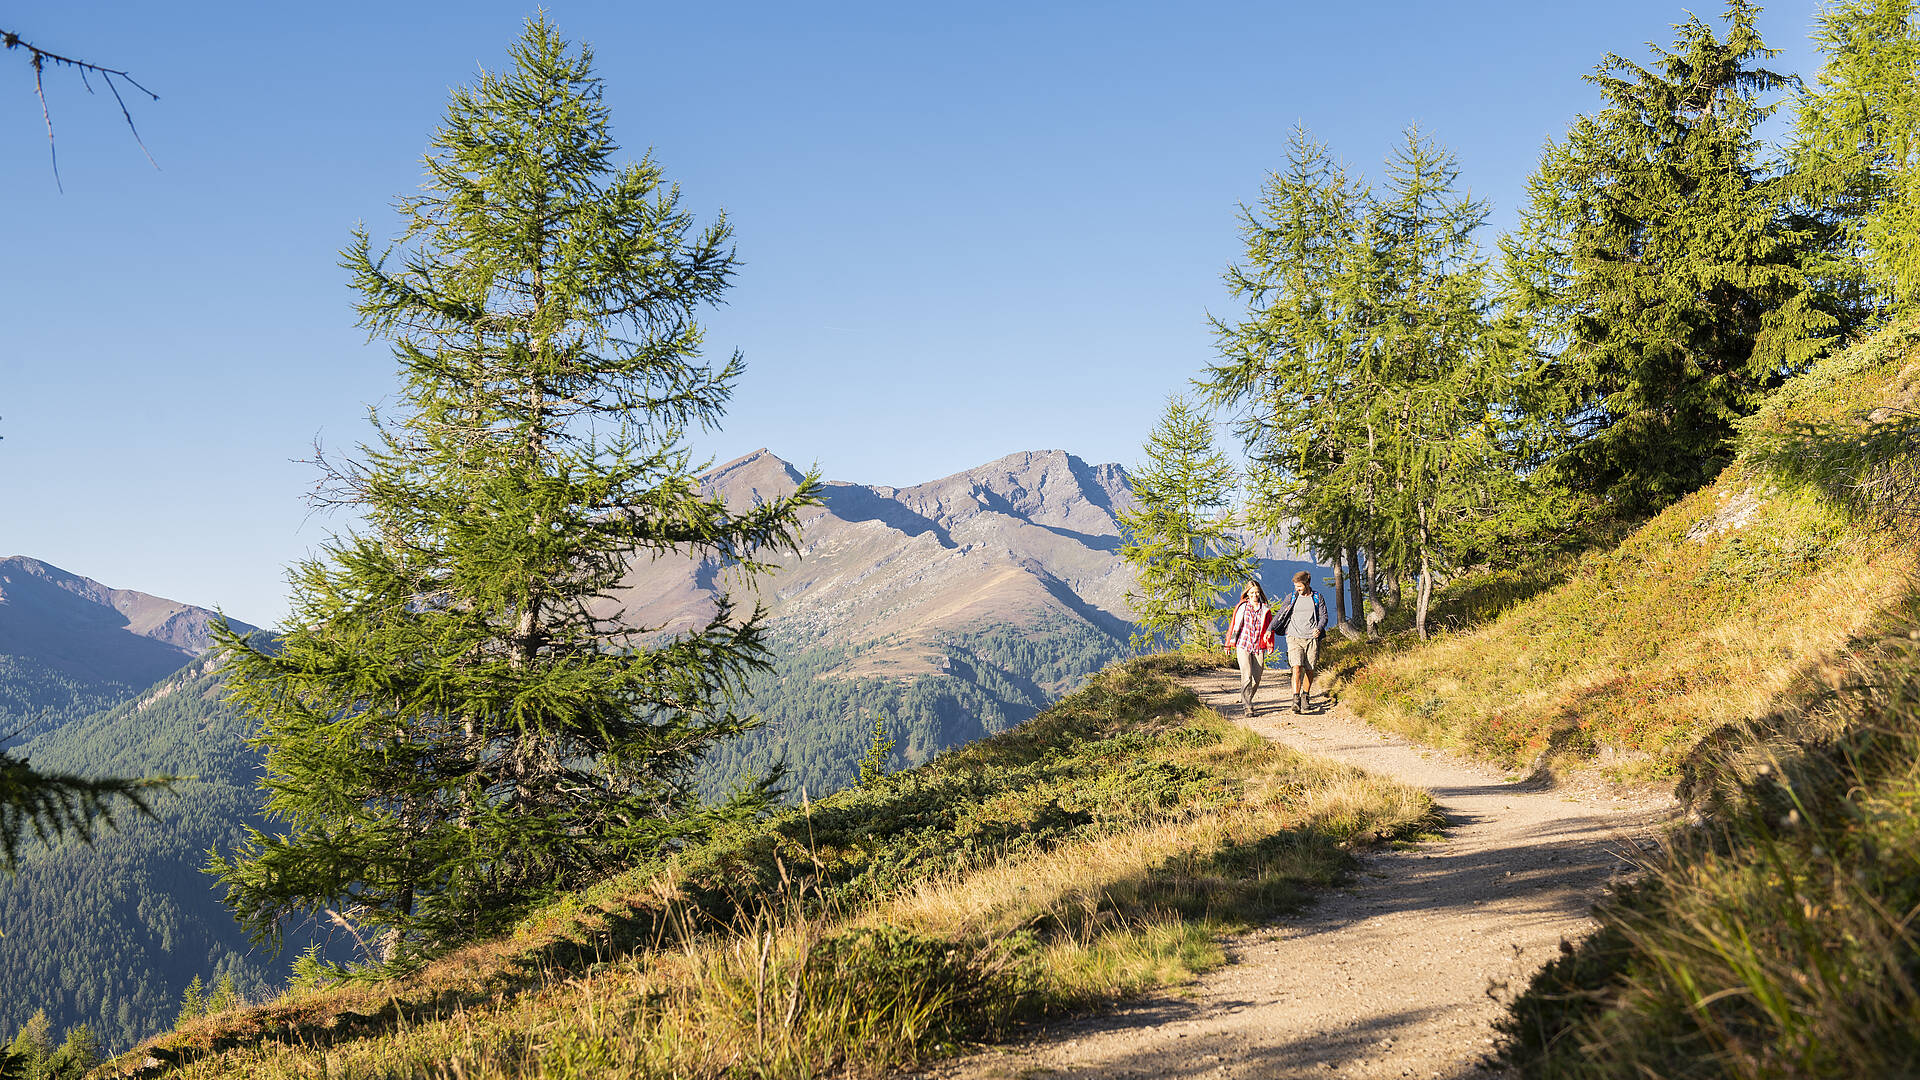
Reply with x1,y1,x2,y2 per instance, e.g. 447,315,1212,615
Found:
1292,693,1302,714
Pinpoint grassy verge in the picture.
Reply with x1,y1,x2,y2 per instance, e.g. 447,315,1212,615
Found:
109,654,1436,1080
1489,321,1920,1077
1496,601,1920,1078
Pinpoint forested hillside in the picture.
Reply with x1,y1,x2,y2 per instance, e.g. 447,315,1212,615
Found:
695,619,1128,800
0,614,1127,1051
0,655,345,1051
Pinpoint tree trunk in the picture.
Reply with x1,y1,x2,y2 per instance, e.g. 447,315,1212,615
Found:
1331,552,1347,626
1415,503,1433,640
1345,543,1363,630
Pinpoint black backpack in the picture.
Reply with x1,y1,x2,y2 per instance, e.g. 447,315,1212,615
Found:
1275,591,1324,639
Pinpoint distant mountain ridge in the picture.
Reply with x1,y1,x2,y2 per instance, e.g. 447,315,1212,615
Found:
603,448,1319,678
0,556,253,739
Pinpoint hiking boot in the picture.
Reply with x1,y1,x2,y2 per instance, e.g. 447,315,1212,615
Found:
1292,693,1302,714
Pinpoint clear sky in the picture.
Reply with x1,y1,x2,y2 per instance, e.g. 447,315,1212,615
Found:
1,1,1823,626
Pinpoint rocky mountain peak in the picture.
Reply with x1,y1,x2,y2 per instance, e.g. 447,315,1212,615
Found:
702,449,807,511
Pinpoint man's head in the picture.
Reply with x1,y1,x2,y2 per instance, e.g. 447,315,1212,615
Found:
1293,570,1312,594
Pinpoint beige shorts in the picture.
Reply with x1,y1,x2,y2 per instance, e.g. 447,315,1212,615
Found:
1287,636,1318,670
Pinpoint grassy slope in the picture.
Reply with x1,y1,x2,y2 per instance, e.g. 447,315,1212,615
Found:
1329,328,1920,781
104,655,1435,1080
1330,321,1920,1077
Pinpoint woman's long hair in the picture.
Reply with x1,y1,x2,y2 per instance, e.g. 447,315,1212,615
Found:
1241,580,1266,605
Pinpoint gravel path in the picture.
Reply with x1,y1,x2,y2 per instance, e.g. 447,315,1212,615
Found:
917,667,1677,1080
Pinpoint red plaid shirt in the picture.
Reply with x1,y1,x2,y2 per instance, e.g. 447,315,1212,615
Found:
1229,601,1272,652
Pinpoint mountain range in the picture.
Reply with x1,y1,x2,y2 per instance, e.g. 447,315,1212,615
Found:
607,447,1315,680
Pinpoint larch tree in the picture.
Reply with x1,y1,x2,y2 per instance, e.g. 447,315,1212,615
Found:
0,753,170,872
206,18,819,964
1119,396,1255,652
1363,129,1506,639
1201,126,1372,629
1505,0,1837,513
1793,0,1920,313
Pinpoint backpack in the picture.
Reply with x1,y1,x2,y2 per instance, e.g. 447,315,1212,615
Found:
1276,591,1327,639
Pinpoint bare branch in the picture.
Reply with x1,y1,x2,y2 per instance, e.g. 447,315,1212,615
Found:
4,28,161,189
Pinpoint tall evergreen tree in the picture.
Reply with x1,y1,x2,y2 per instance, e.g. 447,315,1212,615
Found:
1119,396,1255,651
1793,0,1920,311
1363,129,1508,638
1207,127,1524,638
1506,0,1836,512
1202,126,1373,626
207,18,819,964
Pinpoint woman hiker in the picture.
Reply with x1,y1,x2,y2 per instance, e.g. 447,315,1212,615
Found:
1224,579,1275,716
1280,569,1330,714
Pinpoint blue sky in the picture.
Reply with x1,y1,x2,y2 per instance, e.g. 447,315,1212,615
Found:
1,1,1823,626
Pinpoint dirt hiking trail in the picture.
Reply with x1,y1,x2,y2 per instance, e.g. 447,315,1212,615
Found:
918,667,1677,1080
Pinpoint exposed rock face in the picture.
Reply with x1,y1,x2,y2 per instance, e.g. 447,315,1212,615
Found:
598,449,1323,675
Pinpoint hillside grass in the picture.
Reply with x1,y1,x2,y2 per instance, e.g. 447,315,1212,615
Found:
1312,319,1920,1078
106,654,1436,1080
1497,612,1920,1077
1325,325,1920,782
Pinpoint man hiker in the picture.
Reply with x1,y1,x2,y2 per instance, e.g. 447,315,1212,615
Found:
1279,570,1328,714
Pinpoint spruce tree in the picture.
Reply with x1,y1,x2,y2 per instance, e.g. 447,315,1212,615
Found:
3,1012,48,1079
207,18,819,963
1119,396,1255,651
42,1025,97,1080
857,716,895,789
1506,0,1836,511
173,976,204,1026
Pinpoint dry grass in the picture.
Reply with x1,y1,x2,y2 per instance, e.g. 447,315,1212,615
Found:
1478,322,1920,1077
1332,476,1914,782
104,661,1435,1080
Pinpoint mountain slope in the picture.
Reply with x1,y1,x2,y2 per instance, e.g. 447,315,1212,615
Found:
600,449,1143,665
608,448,1319,672
0,557,253,740
101,657,1438,1080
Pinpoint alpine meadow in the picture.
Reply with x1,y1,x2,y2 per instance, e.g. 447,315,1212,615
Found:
6,2,1920,1079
